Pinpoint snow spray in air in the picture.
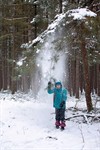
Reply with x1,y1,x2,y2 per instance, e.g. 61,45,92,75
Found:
36,34,67,101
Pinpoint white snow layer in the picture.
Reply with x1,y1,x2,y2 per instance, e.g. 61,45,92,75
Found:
0,92,100,150
17,57,27,66
68,8,97,20
47,13,66,31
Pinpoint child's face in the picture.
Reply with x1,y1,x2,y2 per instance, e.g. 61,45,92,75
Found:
56,84,61,89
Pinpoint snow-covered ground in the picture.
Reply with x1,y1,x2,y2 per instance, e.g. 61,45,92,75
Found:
0,92,100,150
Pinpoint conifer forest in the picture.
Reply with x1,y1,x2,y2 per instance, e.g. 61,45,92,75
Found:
0,0,100,112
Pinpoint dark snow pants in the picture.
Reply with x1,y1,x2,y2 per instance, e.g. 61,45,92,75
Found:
55,108,65,122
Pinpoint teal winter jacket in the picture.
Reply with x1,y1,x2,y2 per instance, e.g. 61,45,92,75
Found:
48,84,67,109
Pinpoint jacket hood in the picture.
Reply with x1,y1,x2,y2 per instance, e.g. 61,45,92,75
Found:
55,81,62,87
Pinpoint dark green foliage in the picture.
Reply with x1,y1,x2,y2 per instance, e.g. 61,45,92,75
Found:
0,0,100,101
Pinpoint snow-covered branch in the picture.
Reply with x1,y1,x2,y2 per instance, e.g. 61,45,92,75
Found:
68,8,97,20
21,8,97,50
65,113,100,124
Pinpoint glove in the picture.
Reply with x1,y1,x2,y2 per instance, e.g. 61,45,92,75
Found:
60,101,65,108
48,81,51,85
48,81,52,89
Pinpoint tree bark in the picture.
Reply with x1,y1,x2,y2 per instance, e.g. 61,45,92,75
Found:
34,0,37,38
94,64,97,94
80,22,93,112
72,60,76,96
59,0,62,13
90,65,94,94
68,58,73,96
79,64,84,94
76,57,80,99
97,64,100,96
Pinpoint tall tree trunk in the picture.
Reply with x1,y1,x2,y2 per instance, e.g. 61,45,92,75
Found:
79,64,84,94
68,59,72,96
2,39,7,90
80,22,93,112
90,65,94,94
34,0,37,38
97,64,100,96
75,57,79,99
94,64,97,94
59,0,62,13
72,60,76,96
0,63,2,90
11,5,17,94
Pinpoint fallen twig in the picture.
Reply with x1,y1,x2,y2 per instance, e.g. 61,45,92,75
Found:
65,114,100,124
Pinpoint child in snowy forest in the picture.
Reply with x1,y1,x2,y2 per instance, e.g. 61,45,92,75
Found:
47,81,67,130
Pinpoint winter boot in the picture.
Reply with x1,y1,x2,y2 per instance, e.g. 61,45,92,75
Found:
55,121,60,129
60,121,66,130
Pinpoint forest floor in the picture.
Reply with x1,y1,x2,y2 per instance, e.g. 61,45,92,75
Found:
0,91,100,150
